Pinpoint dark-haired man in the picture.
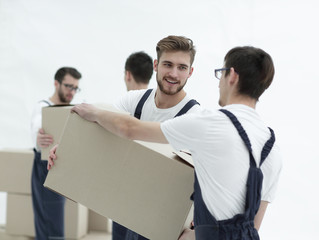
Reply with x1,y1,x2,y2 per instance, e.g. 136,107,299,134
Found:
31,67,81,240
124,51,153,91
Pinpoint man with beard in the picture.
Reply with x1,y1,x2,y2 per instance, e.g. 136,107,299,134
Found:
31,67,81,240
110,35,200,240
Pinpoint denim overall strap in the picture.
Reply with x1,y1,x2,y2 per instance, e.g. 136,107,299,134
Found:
192,109,275,239
133,89,153,119
174,99,200,117
40,100,52,106
114,93,199,240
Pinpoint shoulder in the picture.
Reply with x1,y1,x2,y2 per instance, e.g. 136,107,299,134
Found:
114,89,153,113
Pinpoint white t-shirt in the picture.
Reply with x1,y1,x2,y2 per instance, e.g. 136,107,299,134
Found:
161,104,282,221
114,89,201,120
30,99,53,151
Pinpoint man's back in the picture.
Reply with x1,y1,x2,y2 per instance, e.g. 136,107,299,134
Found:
161,104,282,221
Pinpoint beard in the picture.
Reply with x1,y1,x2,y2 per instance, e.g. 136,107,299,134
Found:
156,73,187,96
58,87,72,104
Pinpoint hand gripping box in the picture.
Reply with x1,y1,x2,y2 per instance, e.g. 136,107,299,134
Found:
44,110,194,240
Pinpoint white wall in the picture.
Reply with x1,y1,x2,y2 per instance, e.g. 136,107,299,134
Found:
1,0,318,238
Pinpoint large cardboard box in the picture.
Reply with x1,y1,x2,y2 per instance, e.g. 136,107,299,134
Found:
0,224,34,240
6,193,88,239
0,149,34,194
41,105,73,160
44,111,194,240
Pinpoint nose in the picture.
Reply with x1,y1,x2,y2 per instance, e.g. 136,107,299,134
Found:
168,67,178,78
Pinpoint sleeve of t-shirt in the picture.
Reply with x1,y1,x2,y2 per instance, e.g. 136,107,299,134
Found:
30,101,48,149
261,144,283,202
113,89,146,114
160,112,206,152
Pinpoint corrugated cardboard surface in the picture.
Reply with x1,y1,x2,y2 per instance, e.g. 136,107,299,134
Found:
44,112,194,240
6,193,88,239
0,149,34,194
41,105,73,160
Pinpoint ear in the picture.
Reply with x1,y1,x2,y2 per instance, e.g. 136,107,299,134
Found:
125,71,131,82
153,59,158,72
54,80,59,88
188,67,194,78
228,67,239,86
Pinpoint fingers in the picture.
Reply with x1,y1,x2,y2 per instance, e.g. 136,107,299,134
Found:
37,129,54,148
38,136,54,148
47,156,54,170
47,144,59,170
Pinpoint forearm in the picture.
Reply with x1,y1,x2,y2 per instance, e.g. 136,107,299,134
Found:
95,109,139,140
72,103,168,143
254,200,268,231
95,110,168,143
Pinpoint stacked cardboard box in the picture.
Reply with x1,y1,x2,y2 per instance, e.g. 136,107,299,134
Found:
0,149,89,239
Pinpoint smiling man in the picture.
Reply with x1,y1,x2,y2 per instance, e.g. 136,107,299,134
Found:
31,67,81,240
108,35,201,240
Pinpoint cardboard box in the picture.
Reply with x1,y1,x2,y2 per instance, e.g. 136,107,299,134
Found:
82,231,111,240
41,103,121,160
88,209,109,232
44,111,194,240
6,193,88,239
0,149,34,194
0,224,34,240
41,105,73,160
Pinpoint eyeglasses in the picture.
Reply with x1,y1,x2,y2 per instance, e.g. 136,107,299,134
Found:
214,68,230,80
63,83,81,93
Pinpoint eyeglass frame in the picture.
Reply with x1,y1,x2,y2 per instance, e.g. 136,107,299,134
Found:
62,83,81,92
214,68,230,80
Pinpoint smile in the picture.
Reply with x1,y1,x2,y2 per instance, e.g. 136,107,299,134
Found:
165,78,178,84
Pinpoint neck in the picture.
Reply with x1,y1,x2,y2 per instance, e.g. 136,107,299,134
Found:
154,88,186,109
226,95,257,109
49,94,65,105
128,82,149,91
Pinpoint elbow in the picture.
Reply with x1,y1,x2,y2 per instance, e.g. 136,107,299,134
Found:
116,118,136,140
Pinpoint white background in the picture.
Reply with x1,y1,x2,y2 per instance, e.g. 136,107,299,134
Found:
0,0,318,239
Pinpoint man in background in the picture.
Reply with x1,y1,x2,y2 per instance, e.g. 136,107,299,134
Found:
31,67,82,240
124,51,153,91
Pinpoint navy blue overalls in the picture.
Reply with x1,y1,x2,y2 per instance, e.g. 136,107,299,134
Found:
31,100,66,240
192,109,275,240
112,89,200,240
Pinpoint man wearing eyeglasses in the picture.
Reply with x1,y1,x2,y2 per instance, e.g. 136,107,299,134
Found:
50,46,282,240
31,67,81,240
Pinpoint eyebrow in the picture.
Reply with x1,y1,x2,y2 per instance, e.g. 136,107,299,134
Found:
161,61,189,68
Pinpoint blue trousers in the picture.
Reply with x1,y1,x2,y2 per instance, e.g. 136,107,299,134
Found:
31,150,65,240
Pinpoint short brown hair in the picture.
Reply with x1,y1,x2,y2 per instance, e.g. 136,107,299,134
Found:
54,67,82,83
224,46,275,100
156,35,196,66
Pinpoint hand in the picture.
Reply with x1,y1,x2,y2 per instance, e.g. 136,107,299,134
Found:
178,228,195,240
71,103,99,123
47,144,59,170
37,128,53,148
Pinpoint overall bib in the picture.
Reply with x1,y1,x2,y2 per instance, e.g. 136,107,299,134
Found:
112,89,199,240
192,109,275,240
31,100,66,240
